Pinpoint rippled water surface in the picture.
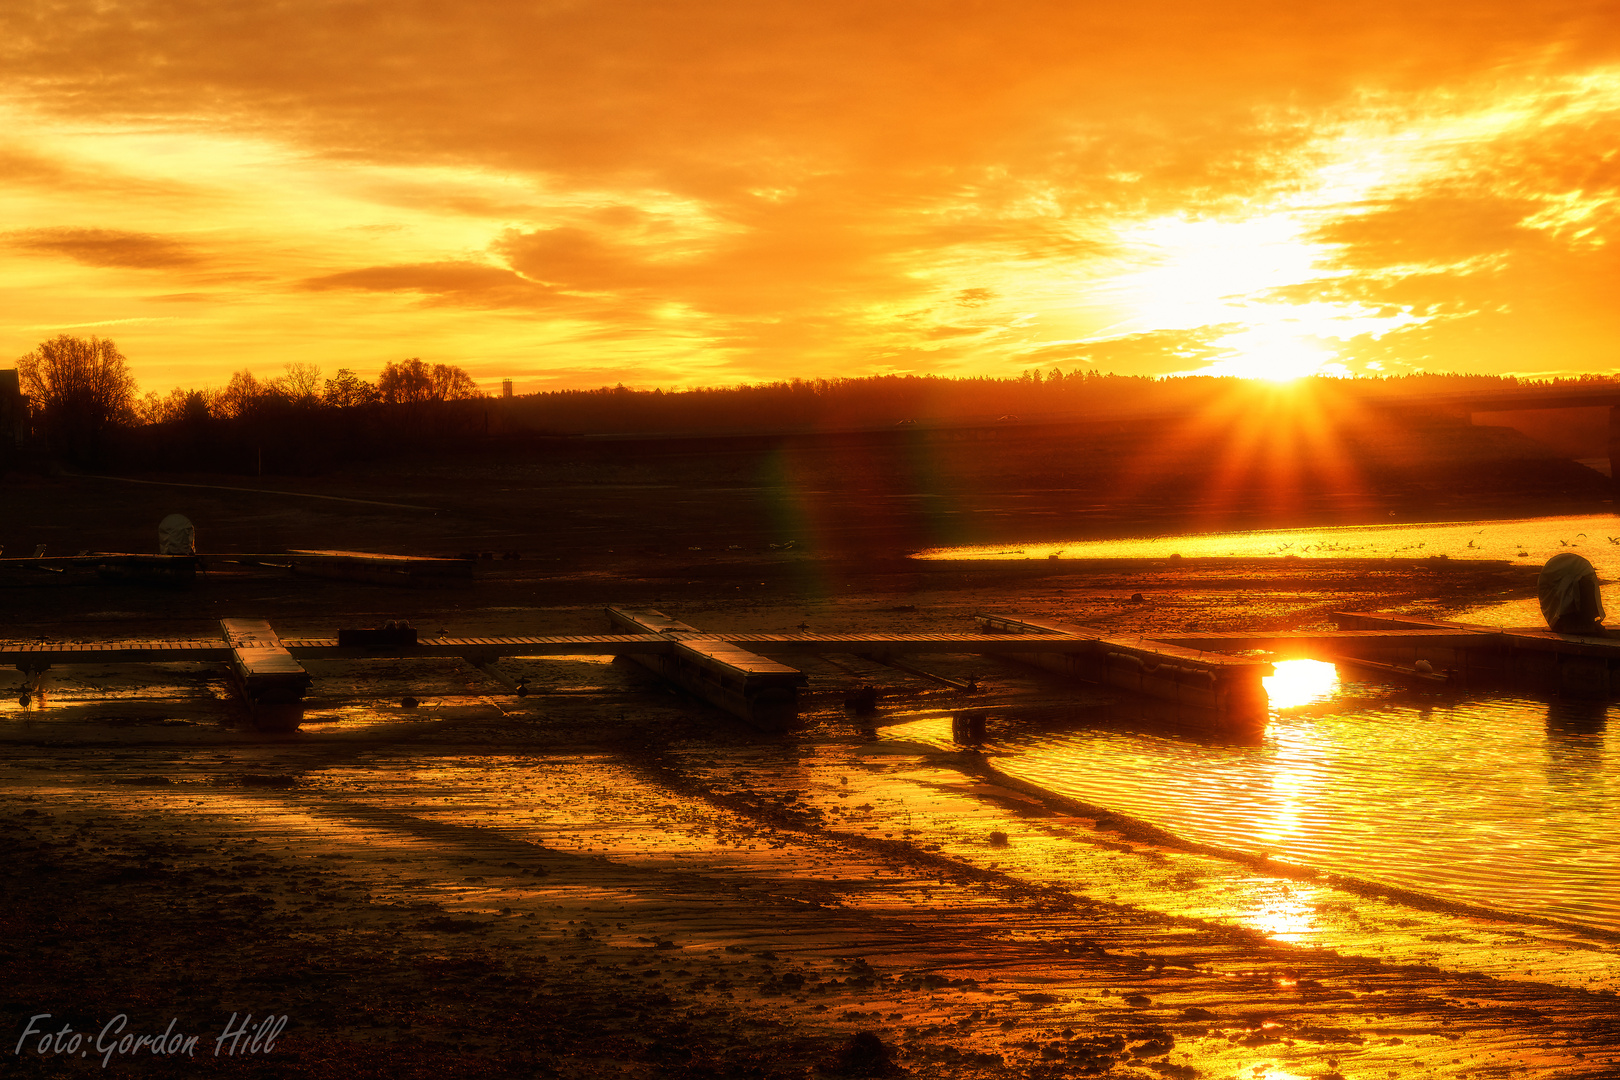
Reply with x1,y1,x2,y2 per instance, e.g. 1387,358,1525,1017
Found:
894,661,1619,933
911,514,1620,930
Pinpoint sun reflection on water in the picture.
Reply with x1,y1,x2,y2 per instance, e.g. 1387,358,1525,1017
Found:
1243,894,1320,944
1263,658,1340,711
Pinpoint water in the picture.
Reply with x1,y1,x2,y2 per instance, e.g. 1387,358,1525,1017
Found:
1003,677,1614,931
913,514,1620,935
920,512,1620,573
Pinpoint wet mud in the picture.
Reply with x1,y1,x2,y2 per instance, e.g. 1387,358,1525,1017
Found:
1,472,1617,1077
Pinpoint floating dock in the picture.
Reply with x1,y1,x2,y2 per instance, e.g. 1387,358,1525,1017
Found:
12,607,1620,733
0,553,195,587
974,613,1274,721
219,619,311,732
1328,612,1620,697
230,550,473,586
1153,612,1620,698
605,608,810,731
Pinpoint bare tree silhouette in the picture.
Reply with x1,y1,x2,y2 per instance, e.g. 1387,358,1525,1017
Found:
17,334,137,463
215,369,264,419
274,362,324,406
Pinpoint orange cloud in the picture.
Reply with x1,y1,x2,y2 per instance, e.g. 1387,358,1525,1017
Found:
7,227,202,269
301,261,558,307
1,1,1618,390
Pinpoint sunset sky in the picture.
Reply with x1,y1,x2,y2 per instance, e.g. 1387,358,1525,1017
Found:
3,1,1618,394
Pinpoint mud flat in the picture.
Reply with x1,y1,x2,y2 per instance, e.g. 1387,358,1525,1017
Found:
1,468,1618,1077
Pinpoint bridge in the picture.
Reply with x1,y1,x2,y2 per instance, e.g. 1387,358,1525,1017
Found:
1412,384,1620,498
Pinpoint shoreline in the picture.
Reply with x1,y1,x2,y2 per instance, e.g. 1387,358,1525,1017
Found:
2,470,1618,1076
6,705,1618,1078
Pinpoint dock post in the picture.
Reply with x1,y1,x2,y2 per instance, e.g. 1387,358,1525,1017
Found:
14,661,49,706
951,709,987,744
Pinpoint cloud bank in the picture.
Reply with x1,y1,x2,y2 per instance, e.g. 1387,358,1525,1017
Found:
1,0,1617,390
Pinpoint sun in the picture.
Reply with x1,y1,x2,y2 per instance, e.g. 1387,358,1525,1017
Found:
1263,658,1341,709
1199,327,1349,383
1100,211,1418,382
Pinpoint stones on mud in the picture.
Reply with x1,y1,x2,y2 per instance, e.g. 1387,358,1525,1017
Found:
401,696,419,708
414,916,488,932
1122,993,1152,1007
759,969,810,996
1128,1031,1174,1056
1151,1063,1198,1079
1180,1006,1216,1020
238,773,296,788
989,831,1009,847
829,1031,894,1076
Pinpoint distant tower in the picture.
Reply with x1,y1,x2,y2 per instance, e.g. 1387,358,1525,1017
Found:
501,378,514,399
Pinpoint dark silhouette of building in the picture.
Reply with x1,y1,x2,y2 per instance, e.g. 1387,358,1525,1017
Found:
0,368,28,466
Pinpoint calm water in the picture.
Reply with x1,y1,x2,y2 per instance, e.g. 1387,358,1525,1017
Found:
920,512,1620,574
911,514,1620,934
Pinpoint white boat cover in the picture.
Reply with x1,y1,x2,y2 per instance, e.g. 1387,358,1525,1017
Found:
1537,552,1604,633
158,513,195,555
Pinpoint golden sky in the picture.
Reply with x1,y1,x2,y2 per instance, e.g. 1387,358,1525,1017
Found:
3,1,1618,393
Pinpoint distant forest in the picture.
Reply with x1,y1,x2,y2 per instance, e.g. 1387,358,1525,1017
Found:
6,333,1618,475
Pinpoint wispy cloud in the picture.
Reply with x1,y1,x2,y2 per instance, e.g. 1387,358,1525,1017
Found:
300,260,560,307
7,227,202,269
1,1,1618,388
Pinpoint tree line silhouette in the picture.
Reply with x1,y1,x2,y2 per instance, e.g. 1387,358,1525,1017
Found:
12,338,489,472
8,332,1616,475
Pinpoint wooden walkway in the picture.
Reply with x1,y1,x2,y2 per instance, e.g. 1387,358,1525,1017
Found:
12,607,1620,732
2,611,1273,732
3,630,1233,665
